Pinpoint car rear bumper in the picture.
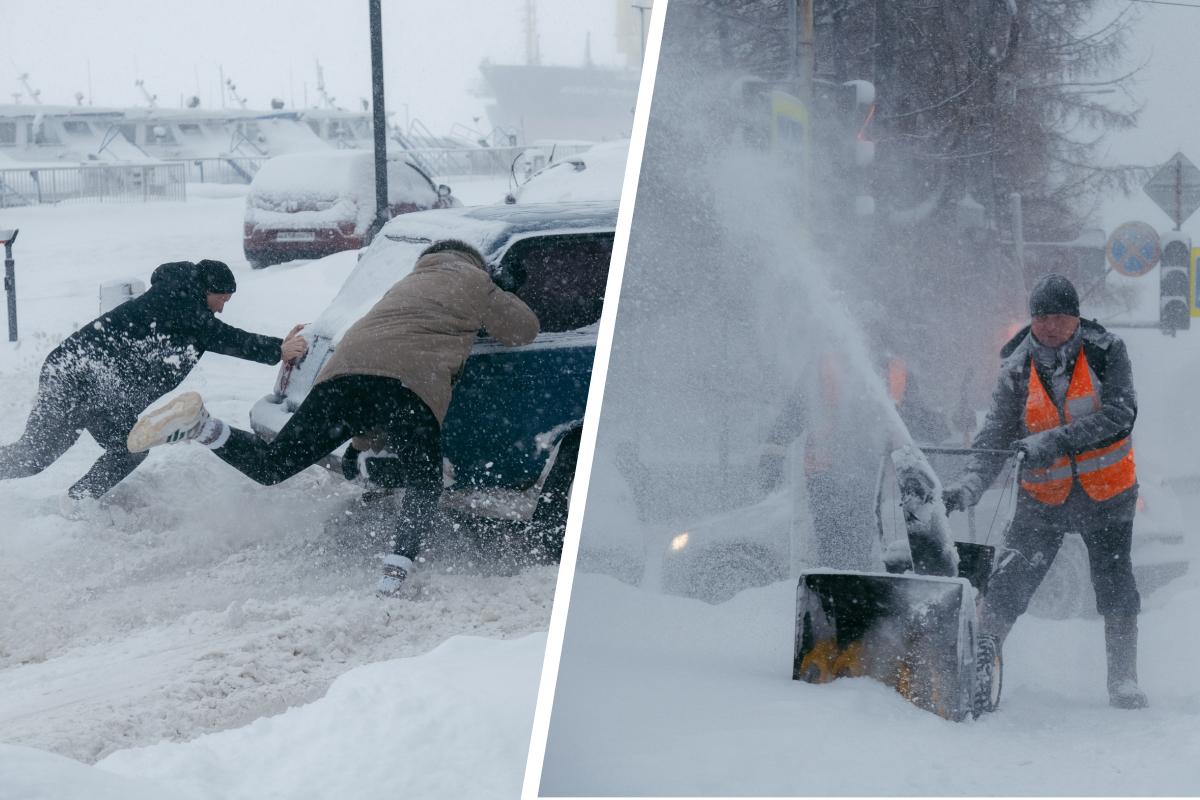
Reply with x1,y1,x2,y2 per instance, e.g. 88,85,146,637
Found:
244,228,365,263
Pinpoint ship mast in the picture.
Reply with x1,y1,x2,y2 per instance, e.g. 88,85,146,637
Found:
524,0,541,66
315,59,337,109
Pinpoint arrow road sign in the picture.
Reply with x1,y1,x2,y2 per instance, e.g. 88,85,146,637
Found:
1144,152,1200,229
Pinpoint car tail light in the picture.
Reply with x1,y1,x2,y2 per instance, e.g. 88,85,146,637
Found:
337,221,356,236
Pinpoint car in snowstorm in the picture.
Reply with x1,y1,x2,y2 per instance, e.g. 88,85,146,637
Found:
654,446,1192,610
505,140,629,205
243,149,457,269
248,200,616,561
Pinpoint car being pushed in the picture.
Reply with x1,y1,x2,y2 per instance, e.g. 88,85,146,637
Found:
249,201,616,563
243,149,457,269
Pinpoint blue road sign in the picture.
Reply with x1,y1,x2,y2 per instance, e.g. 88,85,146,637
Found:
1106,221,1161,277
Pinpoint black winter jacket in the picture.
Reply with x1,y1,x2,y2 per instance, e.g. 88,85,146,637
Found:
958,318,1137,504
45,261,281,411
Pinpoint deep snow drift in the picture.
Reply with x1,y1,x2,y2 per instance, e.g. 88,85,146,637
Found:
0,179,554,798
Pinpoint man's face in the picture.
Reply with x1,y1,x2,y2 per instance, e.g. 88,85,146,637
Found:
1030,314,1079,347
206,292,233,313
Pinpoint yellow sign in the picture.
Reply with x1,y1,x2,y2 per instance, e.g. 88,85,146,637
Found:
1192,247,1200,317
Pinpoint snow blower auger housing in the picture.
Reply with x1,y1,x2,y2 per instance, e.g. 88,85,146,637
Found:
793,445,1011,721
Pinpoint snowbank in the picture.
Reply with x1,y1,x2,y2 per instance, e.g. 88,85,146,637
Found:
542,571,1200,796
0,633,544,800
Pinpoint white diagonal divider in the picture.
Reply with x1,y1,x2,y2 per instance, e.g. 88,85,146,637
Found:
521,1,671,797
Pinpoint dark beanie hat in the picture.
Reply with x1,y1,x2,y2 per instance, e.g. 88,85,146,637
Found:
198,259,236,294
1029,273,1079,317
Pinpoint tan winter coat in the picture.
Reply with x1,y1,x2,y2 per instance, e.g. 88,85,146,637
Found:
315,249,539,423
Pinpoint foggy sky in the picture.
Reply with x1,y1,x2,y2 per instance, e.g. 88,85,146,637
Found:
1095,0,1200,238
2,0,632,135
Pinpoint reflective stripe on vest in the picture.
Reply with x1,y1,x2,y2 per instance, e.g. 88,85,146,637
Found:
1020,350,1136,505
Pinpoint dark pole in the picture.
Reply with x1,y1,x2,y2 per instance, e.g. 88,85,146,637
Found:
367,0,389,243
3,229,18,342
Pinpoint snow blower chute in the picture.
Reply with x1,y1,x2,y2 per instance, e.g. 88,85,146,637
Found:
793,445,1011,721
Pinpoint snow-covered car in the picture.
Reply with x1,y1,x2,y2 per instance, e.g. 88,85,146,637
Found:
505,140,629,205
654,447,1192,610
243,150,457,269
249,201,616,558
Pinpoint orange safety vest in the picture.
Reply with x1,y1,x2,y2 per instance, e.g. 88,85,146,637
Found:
1021,350,1136,505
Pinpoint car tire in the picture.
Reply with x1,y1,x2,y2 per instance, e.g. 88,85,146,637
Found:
528,427,582,564
1028,534,1091,619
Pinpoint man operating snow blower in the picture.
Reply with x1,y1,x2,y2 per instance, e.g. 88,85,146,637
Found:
942,273,1147,709
126,240,539,597
0,259,306,504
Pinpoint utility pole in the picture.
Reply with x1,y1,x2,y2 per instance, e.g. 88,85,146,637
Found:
797,0,814,99
367,0,390,243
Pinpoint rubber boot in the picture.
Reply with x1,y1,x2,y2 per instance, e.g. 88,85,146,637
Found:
1105,615,1149,709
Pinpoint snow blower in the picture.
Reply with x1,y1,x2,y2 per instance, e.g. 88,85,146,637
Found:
793,445,1014,721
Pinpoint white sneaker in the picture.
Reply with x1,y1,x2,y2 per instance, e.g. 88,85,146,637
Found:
376,553,414,597
127,392,209,452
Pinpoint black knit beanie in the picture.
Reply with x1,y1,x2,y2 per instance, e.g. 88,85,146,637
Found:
198,259,237,294
1029,273,1079,317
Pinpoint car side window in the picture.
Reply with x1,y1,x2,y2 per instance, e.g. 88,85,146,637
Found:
497,233,613,333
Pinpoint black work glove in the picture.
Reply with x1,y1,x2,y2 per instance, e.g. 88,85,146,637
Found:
1015,430,1062,468
342,444,362,481
942,484,973,514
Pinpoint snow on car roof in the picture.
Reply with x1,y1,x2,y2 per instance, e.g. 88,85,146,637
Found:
378,200,618,259
249,149,431,198
512,140,630,205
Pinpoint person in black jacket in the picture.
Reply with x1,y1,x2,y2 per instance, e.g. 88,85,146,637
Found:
0,259,307,501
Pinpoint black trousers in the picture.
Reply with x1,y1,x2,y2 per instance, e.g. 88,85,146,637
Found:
214,374,442,559
0,357,147,499
982,484,1141,636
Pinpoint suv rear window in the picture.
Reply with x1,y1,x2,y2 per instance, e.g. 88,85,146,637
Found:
500,232,613,333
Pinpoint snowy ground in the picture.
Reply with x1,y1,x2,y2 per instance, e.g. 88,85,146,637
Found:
0,178,555,797
541,326,1200,797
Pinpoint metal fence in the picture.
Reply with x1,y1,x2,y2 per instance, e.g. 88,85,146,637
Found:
165,145,595,186
408,143,595,180
0,163,187,207
168,157,268,184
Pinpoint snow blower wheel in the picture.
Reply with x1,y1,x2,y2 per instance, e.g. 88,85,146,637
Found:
973,635,1003,717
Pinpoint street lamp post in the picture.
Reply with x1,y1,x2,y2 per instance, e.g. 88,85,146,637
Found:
367,0,390,244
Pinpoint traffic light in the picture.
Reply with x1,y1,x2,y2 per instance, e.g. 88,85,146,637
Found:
841,80,875,217
1160,232,1191,333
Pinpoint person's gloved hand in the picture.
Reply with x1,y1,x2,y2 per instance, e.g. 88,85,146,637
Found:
1015,430,1062,468
341,444,362,481
758,444,787,493
942,483,973,513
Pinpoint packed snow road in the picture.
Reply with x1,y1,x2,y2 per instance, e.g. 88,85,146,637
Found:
0,181,555,764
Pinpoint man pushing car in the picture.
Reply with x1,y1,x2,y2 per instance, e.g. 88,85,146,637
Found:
127,240,540,596
0,259,306,503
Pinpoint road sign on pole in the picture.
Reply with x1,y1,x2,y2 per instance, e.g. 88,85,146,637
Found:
1144,152,1200,230
1106,221,1160,277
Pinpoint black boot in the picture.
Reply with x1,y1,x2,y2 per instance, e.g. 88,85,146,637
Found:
1105,615,1149,709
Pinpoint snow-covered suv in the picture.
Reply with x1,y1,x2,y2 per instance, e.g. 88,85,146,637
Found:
243,150,457,269
249,201,616,559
